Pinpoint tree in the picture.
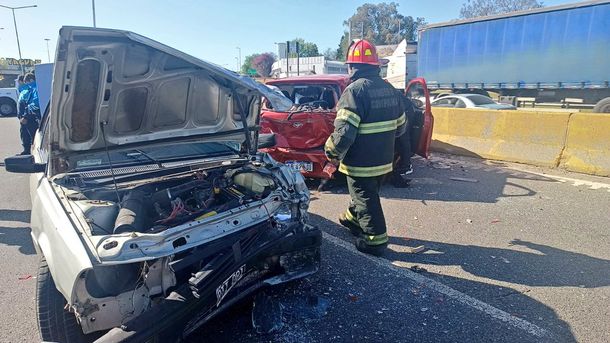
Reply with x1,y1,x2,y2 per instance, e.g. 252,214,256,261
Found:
336,2,426,61
252,53,276,77
460,0,544,18
289,38,319,57
241,54,260,75
323,48,337,60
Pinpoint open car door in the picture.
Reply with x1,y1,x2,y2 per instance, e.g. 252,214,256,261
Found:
405,78,434,158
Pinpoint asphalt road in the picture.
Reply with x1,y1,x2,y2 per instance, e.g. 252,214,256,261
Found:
0,116,608,342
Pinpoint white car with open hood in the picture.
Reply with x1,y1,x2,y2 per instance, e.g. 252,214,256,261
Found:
4,26,320,343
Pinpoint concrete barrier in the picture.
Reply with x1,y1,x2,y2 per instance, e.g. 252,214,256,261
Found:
560,113,610,176
431,108,572,167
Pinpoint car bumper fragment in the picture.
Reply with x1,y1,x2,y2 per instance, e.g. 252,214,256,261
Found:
93,224,321,343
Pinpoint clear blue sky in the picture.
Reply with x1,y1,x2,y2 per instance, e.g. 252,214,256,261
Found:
1,0,577,70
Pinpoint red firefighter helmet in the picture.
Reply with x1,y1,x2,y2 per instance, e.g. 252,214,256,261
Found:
346,39,380,65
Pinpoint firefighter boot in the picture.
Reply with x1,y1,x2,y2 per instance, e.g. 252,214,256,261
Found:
355,233,388,257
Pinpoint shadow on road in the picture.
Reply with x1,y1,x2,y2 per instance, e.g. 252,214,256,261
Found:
309,214,577,342
0,226,36,255
314,152,559,204
0,209,31,223
386,236,610,289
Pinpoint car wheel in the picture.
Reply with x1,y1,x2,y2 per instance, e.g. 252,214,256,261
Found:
0,98,17,116
36,256,95,343
593,97,610,113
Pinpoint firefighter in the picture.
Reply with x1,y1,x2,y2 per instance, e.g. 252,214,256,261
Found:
324,40,406,256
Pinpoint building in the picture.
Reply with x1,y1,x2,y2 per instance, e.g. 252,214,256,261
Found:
271,56,347,78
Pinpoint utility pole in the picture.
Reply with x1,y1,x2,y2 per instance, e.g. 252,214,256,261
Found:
92,0,97,27
44,38,51,63
295,42,301,76
286,40,290,78
236,47,241,73
348,20,352,43
0,4,38,75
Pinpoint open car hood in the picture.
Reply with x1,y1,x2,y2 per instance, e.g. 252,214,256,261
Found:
49,27,293,156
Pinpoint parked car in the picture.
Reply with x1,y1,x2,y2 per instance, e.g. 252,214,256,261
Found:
4,26,321,343
0,87,18,116
260,75,434,180
431,94,517,110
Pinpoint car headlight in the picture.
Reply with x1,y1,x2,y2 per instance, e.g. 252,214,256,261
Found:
273,202,295,222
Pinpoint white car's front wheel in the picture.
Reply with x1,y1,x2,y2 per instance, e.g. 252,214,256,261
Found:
36,257,96,343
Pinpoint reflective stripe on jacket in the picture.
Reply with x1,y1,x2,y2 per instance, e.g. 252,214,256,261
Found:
324,68,406,177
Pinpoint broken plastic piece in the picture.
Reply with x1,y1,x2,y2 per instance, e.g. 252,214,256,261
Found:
252,292,284,334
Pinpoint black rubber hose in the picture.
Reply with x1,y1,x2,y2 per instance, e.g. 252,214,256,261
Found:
114,190,147,234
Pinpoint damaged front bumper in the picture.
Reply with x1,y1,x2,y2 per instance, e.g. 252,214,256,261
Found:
93,222,321,343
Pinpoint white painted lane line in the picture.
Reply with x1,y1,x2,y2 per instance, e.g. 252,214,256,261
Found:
508,169,610,192
322,232,551,339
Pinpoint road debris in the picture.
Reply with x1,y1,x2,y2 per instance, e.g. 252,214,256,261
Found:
18,274,32,281
466,219,473,224
252,292,283,334
410,265,428,273
491,219,501,224
450,177,479,183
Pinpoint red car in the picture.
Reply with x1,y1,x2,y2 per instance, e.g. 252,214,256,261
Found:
260,75,434,179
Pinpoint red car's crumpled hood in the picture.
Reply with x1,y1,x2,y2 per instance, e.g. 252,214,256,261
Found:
260,110,335,150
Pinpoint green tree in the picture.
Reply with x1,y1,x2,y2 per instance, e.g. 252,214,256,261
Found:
336,2,426,61
460,0,544,18
241,53,260,75
289,38,319,57
252,53,276,77
323,47,337,60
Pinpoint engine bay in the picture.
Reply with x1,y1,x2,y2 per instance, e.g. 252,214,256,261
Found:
69,165,281,236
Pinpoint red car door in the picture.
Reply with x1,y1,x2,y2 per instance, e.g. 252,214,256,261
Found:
405,78,434,158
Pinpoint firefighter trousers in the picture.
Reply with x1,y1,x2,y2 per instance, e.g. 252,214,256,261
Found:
346,175,387,237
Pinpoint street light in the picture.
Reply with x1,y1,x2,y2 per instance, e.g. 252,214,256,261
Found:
44,38,51,63
91,0,97,27
236,47,241,74
235,56,239,72
0,4,38,75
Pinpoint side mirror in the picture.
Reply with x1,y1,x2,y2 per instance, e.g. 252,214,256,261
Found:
258,133,276,149
4,155,46,173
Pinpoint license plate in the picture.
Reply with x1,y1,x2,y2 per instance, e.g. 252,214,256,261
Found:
286,161,314,172
215,265,246,306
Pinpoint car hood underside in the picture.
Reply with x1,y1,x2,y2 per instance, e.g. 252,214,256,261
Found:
49,27,293,163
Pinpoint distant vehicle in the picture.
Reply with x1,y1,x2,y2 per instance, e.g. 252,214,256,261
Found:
384,1,610,112
0,87,18,116
431,94,517,110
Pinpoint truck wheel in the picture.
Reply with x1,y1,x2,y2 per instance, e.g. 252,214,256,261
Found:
0,98,17,116
37,257,95,343
593,97,610,113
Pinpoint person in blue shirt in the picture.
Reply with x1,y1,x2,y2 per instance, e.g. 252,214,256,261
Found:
17,73,40,155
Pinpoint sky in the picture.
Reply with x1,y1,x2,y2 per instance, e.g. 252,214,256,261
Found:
0,0,578,70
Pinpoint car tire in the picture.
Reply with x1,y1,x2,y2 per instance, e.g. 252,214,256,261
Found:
593,97,610,113
36,256,94,343
0,98,17,116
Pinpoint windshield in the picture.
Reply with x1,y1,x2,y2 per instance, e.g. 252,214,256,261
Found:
466,95,496,105
264,83,340,111
69,141,240,171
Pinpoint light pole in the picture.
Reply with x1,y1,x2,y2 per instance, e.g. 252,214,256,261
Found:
44,38,51,63
92,0,97,27
235,57,239,72
0,4,38,75
236,47,241,74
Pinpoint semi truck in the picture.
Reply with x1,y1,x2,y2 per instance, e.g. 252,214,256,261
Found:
413,0,610,112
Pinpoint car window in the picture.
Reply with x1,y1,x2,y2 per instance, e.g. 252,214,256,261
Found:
466,95,495,105
455,100,467,108
432,97,458,107
263,83,340,110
